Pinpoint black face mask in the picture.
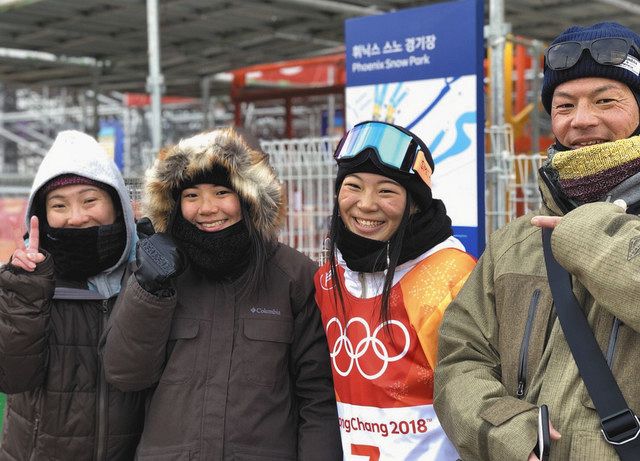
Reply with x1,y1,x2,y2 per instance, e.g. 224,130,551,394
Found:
335,199,452,273
41,221,127,281
336,219,388,272
171,212,251,280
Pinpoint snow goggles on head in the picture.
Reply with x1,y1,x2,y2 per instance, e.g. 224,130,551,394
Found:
334,121,421,174
545,37,640,70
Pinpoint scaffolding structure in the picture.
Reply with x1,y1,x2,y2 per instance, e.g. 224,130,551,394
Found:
0,86,238,177
485,124,546,233
0,0,552,263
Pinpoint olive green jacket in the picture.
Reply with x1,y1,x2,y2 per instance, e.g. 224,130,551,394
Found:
434,179,640,460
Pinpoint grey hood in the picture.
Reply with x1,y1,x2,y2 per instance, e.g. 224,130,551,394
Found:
26,130,136,297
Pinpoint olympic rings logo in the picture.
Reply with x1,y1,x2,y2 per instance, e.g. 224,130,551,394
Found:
326,316,410,380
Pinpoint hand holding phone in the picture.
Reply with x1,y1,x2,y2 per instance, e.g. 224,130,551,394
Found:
534,404,550,461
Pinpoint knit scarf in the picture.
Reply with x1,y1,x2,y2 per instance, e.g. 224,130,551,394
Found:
336,199,452,273
544,136,640,206
42,220,126,281
171,213,251,280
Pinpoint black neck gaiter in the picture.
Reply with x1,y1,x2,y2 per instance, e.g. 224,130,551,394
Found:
42,220,127,281
336,220,388,272
336,198,452,273
171,213,251,280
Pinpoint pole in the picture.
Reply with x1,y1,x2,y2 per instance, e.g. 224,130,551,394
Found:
327,66,335,136
146,0,164,152
530,40,543,155
488,0,510,231
489,0,506,128
92,67,100,139
201,76,211,130
0,83,5,173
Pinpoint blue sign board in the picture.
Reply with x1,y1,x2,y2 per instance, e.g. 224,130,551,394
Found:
346,0,481,85
345,0,485,257
98,120,124,172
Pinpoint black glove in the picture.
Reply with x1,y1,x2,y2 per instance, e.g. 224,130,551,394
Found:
136,217,156,240
134,233,186,296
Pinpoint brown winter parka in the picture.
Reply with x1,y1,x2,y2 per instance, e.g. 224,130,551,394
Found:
0,130,146,461
103,244,340,460
0,256,145,461
101,128,341,460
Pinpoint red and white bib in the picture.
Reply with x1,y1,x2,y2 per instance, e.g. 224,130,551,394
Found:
315,248,475,460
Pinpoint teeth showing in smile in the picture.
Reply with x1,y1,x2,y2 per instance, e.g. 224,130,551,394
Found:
355,218,383,228
574,140,604,147
200,220,226,228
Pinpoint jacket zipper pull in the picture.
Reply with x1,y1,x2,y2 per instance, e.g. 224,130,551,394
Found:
516,380,525,397
31,416,40,453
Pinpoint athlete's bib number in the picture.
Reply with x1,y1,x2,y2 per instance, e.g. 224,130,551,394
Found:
351,444,380,461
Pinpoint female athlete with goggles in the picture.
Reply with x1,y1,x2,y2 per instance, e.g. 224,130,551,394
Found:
314,120,476,460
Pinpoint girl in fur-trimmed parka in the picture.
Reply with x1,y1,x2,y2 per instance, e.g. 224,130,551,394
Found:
0,130,145,460
102,127,342,460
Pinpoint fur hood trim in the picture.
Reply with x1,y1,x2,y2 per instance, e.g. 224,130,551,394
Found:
144,127,285,240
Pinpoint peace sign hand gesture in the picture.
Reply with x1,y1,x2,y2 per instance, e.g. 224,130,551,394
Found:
10,216,46,272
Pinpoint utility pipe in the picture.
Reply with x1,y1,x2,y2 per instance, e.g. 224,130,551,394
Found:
146,0,164,152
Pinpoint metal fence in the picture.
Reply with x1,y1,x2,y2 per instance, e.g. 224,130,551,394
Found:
261,137,339,264
508,152,546,219
485,124,546,233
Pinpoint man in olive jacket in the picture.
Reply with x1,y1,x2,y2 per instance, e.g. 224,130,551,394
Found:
434,22,640,460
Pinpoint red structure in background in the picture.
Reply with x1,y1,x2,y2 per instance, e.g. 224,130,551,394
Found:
123,93,197,107
510,42,554,217
511,43,554,154
231,53,346,138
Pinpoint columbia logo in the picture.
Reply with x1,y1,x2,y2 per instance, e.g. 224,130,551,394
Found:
250,307,281,316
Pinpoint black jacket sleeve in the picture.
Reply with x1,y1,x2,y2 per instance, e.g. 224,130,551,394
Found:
288,259,342,461
101,273,177,392
0,255,55,393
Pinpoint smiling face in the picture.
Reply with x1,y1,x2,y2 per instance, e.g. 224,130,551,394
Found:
551,77,640,149
46,184,116,228
180,183,242,232
338,172,407,242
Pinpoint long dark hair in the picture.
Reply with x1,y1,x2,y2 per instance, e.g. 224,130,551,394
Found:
240,201,272,295
327,194,411,325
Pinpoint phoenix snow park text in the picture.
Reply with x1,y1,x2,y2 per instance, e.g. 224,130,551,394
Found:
351,54,431,73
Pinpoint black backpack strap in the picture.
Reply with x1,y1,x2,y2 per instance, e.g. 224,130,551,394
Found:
542,227,640,459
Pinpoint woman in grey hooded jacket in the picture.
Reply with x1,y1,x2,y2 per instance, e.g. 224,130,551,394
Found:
0,130,146,460
102,127,341,460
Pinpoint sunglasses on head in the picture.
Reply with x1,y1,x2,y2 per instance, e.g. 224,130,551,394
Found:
334,121,422,174
545,37,640,71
